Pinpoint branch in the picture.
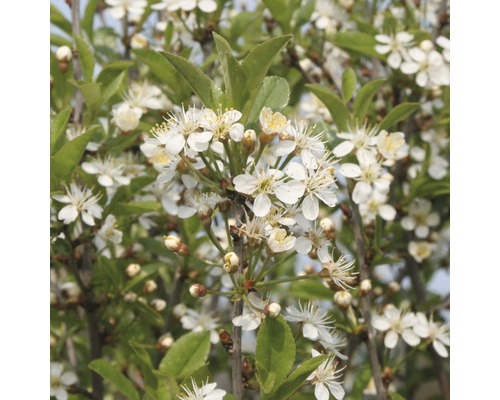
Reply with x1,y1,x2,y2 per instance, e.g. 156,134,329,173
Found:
348,196,388,400
71,0,84,124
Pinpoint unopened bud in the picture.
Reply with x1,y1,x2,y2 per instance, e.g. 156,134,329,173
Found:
173,303,187,318
125,263,141,278
334,290,353,308
264,302,281,318
304,264,315,275
177,243,189,256
360,279,372,296
189,284,207,298
373,286,383,298
387,281,401,295
157,333,174,350
130,33,149,49
123,292,138,303
143,279,158,294
375,97,386,112
420,39,434,52
55,46,73,62
320,217,336,240
164,235,182,252
223,252,240,273
243,129,256,154
198,205,213,228
259,131,277,145
150,299,167,312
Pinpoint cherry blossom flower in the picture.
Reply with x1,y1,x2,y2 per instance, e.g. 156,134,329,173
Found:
400,40,449,87
94,214,123,256
358,190,397,224
321,254,356,291
333,124,379,160
82,156,131,188
267,228,296,253
111,102,143,132
178,378,226,400
105,0,147,20
408,240,434,263
153,0,217,13
53,183,103,226
285,301,334,341
307,349,345,400
50,362,77,400
372,305,420,349
414,313,450,358
401,198,440,238
375,32,414,69
181,309,220,344
200,108,245,142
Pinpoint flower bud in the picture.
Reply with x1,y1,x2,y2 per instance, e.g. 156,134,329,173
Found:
420,39,434,52
156,333,174,350
320,217,336,240
143,279,158,294
387,281,401,295
150,299,167,312
373,286,383,298
60,282,81,299
189,284,207,298
125,263,141,278
360,279,372,296
173,303,187,318
334,290,353,309
55,46,73,62
304,264,315,275
123,292,138,303
130,33,149,49
242,129,257,154
264,302,281,318
198,205,213,228
223,252,240,273
177,243,189,256
164,235,182,252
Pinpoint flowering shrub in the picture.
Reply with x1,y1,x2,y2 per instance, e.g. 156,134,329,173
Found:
50,0,450,399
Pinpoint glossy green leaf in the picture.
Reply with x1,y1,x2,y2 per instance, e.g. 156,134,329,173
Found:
273,355,328,399
50,106,73,155
255,315,296,393
74,34,95,82
262,0,300,33
213,32,247,109
293,0,316,30
51,33,72,48
69,81,101,109
180,365,211,389
88,360,140,400
132,301,164,327
352,78,386,120
50,4,72,35
341,67,357,102
82,0,98,41
51,130,92,183
159,331,211,380
161,51,221,107
333,31,385,59
248,76,290,124
129,341,160,391
389,392,406,400
305,84,350,131
287,279,333,300
379,102,420,131
112,201,161,216
101,71,127,104
241,35,293,124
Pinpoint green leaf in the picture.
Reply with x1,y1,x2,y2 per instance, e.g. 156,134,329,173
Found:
341,67,357,103
287,280,333,300
241,35,293,124
101,71,127,104
180,365,211,389
255,315,296,393
132,48,185,100
212,32,247,109
379,102,420,131
223,395,237,400
112,201,161,216
50,106,73,155
51,130,92,183
69,80,101,109
132,301,164,327
255,362,277,394
293,0,316,30
248,76,290,124
50,4,72,35
88,360,140,400
305,84,350,131
129,341,158,389
262,0,300,33
352,78,386,121
333,31,385,59
159,331,211,380
74,34,95,82
161,51,221,108
153,371,179,400
389,392,406,400
104,175,155,216
82,0,98,41
122,263,162,292
273,355,328,399
51,33,72,48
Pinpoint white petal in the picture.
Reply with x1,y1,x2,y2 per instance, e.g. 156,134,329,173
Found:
295,237,312,254
433,340,449,358
302,194,319,221
81,211,96,226
98,175,114,187
51,363,63,378
402,330,420,346
198,0,217,12
81,162,99,174
315,383,330,400
388,51,402,69
374,34,391,44
384,331,399,349
416,71,428,87
372,316,390,331
253,193,271,217
400,216,416,231
108,6,126,19
333,141,355,157
61,371,78,386
316,190,337,207
58,205,78,224
340,163,361,178
303,323,319,340
328,383,345,400
352,182,372,204
275,181,306,204
177,206,196,219
415,225,430,239
165,134,185,154
285,162,307,180
378,204,396,221
233,174,257,195
400,61,419,75
274,140,296,156
52,194,70,203
375,44,391,55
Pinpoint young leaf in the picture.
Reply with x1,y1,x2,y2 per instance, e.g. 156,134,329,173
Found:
212,32,247,109
248,76,290,124
88,360,140,400
272,355,328,399
352,78,386,121
241,35,293,123
50,105,73,155
112,201,161,216
255,315,296,393
159,331,211,380
82,0,98,41
341,67,357,102
333,32,386,59
379,102,420,131
101,70,127,104
161,51,221,108
50,4,72,35
51,130,92,183
74,34,95,82
305,84,351,131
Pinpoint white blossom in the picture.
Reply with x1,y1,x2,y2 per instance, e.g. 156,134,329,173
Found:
111,102,143,132
105,0,147,19
375,32,414,69
178,378,226,400
414,313,450,357
307,349,345,400
408,240,433,263
372,305,420,349
181,309,220,344
50,362,78,400
401,198,440,238
285,301,334,341
53,183,103,226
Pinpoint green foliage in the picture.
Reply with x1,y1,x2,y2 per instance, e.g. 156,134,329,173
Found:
88,360,141,400
305,84,350,131
352,78,386,121
74,34,95,82
255,316,296,394
333,32,386,59
341,67,357,103
159,331,212,380
50,106,73,155
379,102,420,131
248,76,290,124
50,4,72,35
